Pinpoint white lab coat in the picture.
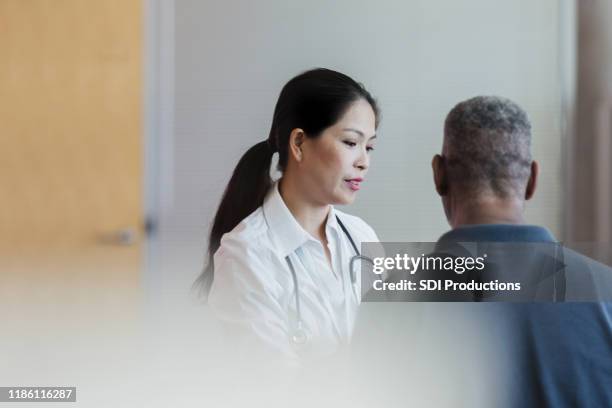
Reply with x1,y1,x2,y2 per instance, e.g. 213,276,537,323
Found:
208,182,379,363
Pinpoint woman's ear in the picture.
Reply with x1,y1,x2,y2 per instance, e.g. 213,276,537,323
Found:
432,154,448,196
289,128,305,162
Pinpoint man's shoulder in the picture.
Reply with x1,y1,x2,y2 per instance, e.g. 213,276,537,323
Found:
561,247,612,300
563,246,612,271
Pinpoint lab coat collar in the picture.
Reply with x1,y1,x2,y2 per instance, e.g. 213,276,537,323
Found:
262,181,340,258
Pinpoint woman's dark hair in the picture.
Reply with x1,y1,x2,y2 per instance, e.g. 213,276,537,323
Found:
194,68,379,299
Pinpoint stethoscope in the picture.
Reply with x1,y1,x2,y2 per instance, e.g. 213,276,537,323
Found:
284,215,374,345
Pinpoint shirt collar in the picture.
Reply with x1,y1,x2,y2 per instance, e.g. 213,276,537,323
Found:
262,182,340,258
437,224,556,245
326,205,340,231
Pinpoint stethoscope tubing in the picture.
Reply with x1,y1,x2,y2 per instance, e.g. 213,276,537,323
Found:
285,215,368,345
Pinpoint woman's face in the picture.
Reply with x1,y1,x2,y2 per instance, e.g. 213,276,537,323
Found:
299,98,377,205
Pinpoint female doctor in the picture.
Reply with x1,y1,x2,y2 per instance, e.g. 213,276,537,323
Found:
198,68,380,361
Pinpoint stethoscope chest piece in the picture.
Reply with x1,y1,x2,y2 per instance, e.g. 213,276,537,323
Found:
291,321,309,345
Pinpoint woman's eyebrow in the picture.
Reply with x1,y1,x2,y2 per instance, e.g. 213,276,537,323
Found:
342,128,377,140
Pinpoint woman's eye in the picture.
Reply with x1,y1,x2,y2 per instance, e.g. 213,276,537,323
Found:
343,141,357,147
366,146,375,152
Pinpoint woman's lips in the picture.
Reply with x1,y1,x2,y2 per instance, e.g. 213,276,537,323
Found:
345,178,363,191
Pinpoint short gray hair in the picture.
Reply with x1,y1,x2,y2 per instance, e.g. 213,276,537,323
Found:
443,96,532,197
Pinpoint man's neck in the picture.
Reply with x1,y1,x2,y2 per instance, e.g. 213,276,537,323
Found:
278,177,330,240
450,195,526,229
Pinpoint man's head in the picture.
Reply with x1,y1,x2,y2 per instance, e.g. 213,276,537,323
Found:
432,96,538,227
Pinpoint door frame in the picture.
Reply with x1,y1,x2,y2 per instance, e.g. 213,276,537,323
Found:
144,0,175,304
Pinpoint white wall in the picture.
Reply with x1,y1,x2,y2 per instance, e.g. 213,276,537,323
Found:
162,0,566,294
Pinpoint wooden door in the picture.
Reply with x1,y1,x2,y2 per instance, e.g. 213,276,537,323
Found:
0,0,143,326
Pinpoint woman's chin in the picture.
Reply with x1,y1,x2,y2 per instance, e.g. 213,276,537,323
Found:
335,192,356,206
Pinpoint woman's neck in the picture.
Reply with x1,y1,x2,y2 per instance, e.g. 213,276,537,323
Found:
278,177,330,240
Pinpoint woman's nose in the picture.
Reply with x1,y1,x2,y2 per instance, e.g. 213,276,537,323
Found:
355,150,369,171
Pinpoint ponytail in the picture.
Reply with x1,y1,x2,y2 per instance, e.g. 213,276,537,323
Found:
194,140,274,300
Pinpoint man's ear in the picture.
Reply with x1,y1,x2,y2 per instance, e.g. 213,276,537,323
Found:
432,154,448,196
288,128,305,162
525,160,538,200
